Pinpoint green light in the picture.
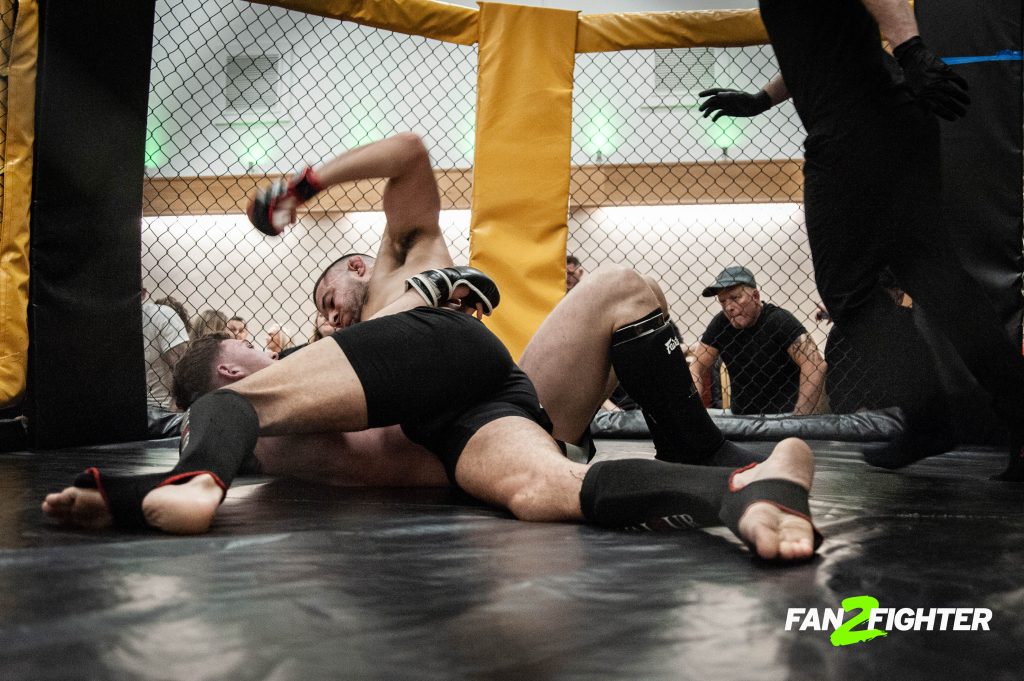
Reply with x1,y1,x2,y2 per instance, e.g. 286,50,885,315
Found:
231,126,274,169
706,117,746,149
580,96,623,159
145,117,168,168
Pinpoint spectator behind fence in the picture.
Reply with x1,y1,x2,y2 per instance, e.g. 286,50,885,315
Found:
309,311,334,343
690,266,826,416
227,316,249,341
566,254,585,292
266,324,294,354
152,295,192,339
190,309,228,341
142,289,190,412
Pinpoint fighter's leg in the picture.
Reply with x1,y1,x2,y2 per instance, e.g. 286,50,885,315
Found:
520,263,653,444
522,264,758,466
453,416,819,561
46,309,510,532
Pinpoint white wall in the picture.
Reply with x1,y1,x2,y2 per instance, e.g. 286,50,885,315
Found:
146,0,794,176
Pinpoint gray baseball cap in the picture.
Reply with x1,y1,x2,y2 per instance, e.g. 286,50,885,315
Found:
701,265,757,297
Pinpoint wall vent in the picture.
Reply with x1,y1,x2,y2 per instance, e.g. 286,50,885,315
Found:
220,52,291,122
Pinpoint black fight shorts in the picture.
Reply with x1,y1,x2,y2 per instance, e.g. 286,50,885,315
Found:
331,307,551,481
403,365,554,482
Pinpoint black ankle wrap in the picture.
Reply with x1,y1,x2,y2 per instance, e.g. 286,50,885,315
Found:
718,465,823,553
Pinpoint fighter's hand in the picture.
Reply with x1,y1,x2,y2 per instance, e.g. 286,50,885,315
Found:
448,284,486,320
698,88,772,122
893,36,970,121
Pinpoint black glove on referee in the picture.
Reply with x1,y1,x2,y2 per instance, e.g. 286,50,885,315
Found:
893,36,970,121
697,88,773,122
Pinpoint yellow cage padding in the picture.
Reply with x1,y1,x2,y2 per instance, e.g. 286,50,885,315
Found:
248,0,479,45
470,2,579,358
0,0,37,408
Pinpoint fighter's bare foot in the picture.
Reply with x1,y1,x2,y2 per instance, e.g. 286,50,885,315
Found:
142,474,224,535
42,486,113,530
42,474,224,535
729,438,817,561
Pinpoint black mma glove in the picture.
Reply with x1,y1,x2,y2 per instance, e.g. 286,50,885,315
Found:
698,88,773,122
893,36,970,121
405,266,501,315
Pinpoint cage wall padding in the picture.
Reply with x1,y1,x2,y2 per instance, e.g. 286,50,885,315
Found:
27,0,155,447
591,408,904,444
0,0,37,409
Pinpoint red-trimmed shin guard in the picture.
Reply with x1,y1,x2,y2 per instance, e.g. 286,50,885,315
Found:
73,391,259,530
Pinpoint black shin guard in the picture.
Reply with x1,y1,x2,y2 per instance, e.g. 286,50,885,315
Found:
579,459,730,530
74,391,259,529
611,311,759,465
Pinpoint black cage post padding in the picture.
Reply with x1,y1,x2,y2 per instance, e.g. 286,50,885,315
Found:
920,0,1024,340
28,0,156,448
914,0,1023,444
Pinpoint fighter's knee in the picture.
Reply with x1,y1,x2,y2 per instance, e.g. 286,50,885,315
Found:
583,265,656,302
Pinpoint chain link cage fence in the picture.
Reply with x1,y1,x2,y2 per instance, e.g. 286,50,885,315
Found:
142,0,877,417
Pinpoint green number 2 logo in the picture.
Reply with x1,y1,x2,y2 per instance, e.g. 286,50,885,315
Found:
830,595,888,647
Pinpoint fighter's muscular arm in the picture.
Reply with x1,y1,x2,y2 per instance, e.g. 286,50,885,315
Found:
326,132,450,273
319,133,453,316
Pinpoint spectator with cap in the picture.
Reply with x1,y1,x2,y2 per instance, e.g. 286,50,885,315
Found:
690,265,826,416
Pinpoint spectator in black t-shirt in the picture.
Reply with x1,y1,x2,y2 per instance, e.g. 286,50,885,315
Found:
690,266,826,416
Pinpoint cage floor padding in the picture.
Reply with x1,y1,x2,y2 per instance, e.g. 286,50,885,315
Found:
1,439,1022,680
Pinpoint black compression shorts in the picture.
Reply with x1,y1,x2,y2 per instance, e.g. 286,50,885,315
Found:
331,307,551,481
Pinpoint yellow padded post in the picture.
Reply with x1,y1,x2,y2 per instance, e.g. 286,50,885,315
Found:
246,0,478,46
469,2,578,360
576,9,767,52
0,0,37,408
